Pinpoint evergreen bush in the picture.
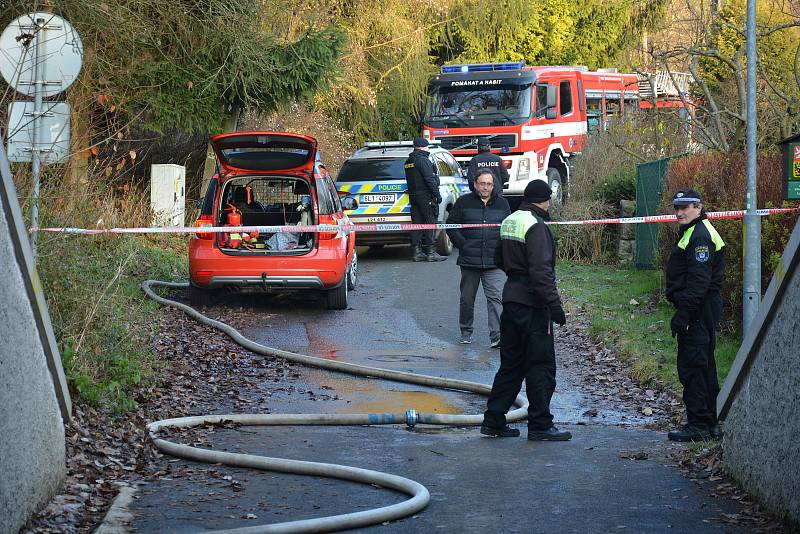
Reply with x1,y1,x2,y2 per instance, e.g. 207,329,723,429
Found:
593,168,637,206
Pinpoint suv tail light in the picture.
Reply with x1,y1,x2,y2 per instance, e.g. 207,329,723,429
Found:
502,159,513,169
318,214,338,240
195,215,214,240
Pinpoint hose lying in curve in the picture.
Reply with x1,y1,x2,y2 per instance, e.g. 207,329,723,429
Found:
143,280,528,534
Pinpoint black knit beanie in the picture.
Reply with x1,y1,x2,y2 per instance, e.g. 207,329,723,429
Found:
524,180,552,202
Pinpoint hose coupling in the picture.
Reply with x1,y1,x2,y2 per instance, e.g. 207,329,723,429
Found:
405,409,418,428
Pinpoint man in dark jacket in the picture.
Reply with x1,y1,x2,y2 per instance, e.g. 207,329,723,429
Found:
665,188,726,442
447,170,511,347
480,180,571,441
404,137,446,262
465,138,509,194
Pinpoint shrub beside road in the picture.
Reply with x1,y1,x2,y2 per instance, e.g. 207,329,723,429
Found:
39,233,186,412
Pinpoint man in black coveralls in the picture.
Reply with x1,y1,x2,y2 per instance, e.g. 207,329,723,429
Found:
665,188,726,442
404,137,446,262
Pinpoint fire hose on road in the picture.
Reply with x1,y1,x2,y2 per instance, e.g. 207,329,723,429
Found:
142,279,528,534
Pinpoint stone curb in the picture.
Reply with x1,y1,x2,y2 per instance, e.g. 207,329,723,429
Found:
94,485,137,534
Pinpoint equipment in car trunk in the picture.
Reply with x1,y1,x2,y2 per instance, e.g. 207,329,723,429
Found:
241,229,261,249
223,204,243,248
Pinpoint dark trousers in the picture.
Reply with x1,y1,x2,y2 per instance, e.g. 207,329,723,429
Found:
459,267,504,341
483,302,556,430
676,291,722,429
410,196,437,246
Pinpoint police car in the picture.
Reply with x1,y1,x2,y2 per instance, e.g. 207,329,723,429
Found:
336,141,470,255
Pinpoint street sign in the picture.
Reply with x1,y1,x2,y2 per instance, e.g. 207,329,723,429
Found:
779,134,800,201
0,12,83,96
6,101,70,163
788,141,800,200
1,12,83,258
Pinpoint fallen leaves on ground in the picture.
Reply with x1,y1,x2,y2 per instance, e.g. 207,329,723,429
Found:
557,305,683,428
22,296,306,533
672,443,790,532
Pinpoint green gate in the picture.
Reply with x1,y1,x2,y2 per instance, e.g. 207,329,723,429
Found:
635,157,670,268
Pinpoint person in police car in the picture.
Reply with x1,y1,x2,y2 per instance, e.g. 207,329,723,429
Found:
665,188,726,442
480,180,571,441
465,138,509,195
447,170,511,347
404,137,446,262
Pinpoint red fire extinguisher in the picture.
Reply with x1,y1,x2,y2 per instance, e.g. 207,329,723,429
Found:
222,204,242,248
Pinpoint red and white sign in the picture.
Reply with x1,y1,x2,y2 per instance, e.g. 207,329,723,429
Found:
793,145,800,160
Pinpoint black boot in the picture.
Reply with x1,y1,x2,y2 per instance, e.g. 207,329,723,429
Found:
412,245,427,262
423,244,446,262
480,425,520,437
528,426,572,441
667,424,711,442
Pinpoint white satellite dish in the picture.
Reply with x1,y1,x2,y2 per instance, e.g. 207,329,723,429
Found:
0,12,83,97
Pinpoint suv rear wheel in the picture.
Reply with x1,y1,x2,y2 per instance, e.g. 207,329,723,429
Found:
189,285,221,307
325,276,349,310
347,250,358,290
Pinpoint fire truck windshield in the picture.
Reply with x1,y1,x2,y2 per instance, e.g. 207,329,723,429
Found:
425,83,532,128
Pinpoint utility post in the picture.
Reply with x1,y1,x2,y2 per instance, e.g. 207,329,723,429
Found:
29,16,45,257
742,0,761,333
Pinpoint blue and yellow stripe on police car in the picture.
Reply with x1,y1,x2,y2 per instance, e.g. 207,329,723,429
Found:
338,181,465,216
337,183,412,215
337,183,407,194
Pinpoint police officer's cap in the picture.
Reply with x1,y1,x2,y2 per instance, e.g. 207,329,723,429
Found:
412,137,429,148
477,138,492,149
672,187,702,206
524,180,553,202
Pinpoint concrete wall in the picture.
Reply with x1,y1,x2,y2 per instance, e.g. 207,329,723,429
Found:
0,187,66,531
720,219,800,526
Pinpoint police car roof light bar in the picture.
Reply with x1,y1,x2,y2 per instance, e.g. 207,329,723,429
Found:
363,141,441,149
440,62,526,74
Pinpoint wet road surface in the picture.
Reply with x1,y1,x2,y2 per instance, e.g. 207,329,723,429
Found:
130,246,748,532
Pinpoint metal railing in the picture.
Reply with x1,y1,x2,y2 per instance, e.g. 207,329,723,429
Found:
637,71,692,98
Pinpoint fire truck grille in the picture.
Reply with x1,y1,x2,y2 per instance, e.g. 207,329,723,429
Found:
436,134,518,151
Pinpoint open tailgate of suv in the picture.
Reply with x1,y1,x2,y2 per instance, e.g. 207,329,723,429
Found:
210,132,317,175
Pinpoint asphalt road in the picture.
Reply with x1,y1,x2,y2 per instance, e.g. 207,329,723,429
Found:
129,245,748,533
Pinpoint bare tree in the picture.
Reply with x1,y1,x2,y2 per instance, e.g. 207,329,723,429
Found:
637,0,800,151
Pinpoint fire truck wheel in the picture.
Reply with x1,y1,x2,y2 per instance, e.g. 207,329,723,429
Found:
546,168,565,211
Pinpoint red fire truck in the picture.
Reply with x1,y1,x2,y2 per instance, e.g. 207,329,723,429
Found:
424,62,660,206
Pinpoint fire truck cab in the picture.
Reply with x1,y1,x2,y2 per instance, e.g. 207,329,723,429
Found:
423,62,641,207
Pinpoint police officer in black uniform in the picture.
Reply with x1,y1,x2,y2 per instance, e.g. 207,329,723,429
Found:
466,138,509,194
480,180,571,441
404,137,446,262
665,188,726,442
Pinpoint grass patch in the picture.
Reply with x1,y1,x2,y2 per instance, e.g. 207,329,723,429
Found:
38,233,188,412
558,261,740,391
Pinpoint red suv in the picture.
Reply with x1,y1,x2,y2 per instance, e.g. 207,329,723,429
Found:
189,132,358,310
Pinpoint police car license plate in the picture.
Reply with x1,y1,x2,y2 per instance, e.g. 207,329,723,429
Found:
361,194,395,203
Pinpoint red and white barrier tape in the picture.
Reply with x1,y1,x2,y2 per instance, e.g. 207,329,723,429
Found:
31,208,799,235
